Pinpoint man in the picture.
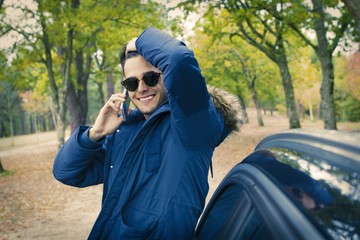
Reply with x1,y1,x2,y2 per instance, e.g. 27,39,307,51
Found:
53,28,240,239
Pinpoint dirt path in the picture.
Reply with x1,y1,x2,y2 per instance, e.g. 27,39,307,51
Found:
0,138,102,240
1,110,359,239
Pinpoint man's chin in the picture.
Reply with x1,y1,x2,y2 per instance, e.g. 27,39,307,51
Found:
139,107,156,118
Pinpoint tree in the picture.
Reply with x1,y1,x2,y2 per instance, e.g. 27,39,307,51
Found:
0,0,80,146
0,81,22,145
229,1,301,128
289,46,322,121
0,46,39,136
184,1,301,128
189,28,280,126
334,53,360,122
0,159,5,174
285,0,354,129
343,0,360,35
232,49,264,126
1,0,170,147
189,30,250,124
20,91,51,134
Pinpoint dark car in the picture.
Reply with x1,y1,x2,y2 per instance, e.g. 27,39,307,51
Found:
195,129,360,240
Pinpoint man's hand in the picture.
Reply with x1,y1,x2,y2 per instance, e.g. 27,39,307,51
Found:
126,38,137,53
89,92,128,142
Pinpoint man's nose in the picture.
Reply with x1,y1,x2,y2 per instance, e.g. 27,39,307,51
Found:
137,79,148,92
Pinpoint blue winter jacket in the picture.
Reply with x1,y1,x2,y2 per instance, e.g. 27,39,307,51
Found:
53,28,229,239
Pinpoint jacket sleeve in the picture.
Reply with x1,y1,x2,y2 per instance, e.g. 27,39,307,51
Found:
53,126,105,187
136,28,224,149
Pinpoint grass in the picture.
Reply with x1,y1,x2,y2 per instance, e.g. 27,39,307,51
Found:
0,170,15,177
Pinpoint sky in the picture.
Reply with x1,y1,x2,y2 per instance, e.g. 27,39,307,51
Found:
153,0,200,40
0,1,39,50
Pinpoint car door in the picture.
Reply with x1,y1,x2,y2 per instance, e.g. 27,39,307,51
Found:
195,151,326,240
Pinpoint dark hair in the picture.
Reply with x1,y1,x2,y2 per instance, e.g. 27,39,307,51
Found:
119,43,139,73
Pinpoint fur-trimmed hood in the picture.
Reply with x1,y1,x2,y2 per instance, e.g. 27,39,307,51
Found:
208,85,242,137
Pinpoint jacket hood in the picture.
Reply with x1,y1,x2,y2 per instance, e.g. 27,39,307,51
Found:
208,85,242,135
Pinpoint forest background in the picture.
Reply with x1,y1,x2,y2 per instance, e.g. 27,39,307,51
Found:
0,0,359,147
0,0,360,239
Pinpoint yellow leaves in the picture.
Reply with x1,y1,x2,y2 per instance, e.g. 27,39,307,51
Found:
19,91,50,114
224,59,232,68
289,46,322,108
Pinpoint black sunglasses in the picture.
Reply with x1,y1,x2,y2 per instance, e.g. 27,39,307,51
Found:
121,71,162,92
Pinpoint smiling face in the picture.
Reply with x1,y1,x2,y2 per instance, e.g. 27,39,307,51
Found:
124,56,167,119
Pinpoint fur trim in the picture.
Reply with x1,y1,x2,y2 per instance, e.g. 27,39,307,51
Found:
208,85,242,133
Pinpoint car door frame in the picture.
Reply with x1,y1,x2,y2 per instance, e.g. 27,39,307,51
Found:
196,158,326,240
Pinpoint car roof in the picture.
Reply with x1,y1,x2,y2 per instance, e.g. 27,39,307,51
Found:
254,128,360,172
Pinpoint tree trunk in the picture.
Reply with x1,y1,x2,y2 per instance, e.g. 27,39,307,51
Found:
81,58,91,126
56,114,66,148
317,103,321,120
8,102,15,146
59,28,74,145
256,107,264,126
250,91,264,127
319,56,337,129
39,4,62,147
33,112,38,133
308,98,314,121
277,48,301,129
39,0,80,147
0,117,3,137
96,82,104,108
93,53,111,106
298,103,304,118
235,87,249,124
55,28,74,146
49,99,57,132
0,159,5,174
41,116,46,131
67,81,81,133
248,83,264,126
312,0,337,130
107,72,115,98
67,49,90,133
234,50,264,126
67,50,91,133
20,112,26,134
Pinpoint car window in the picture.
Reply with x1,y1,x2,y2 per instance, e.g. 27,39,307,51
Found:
246,149,360,239
195,183,274,240
195,184,246,239
234,206,274,240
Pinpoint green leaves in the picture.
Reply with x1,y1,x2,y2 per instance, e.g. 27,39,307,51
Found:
0,0,174,140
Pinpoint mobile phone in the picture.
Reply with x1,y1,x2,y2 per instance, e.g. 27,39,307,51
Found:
118,89,130,121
